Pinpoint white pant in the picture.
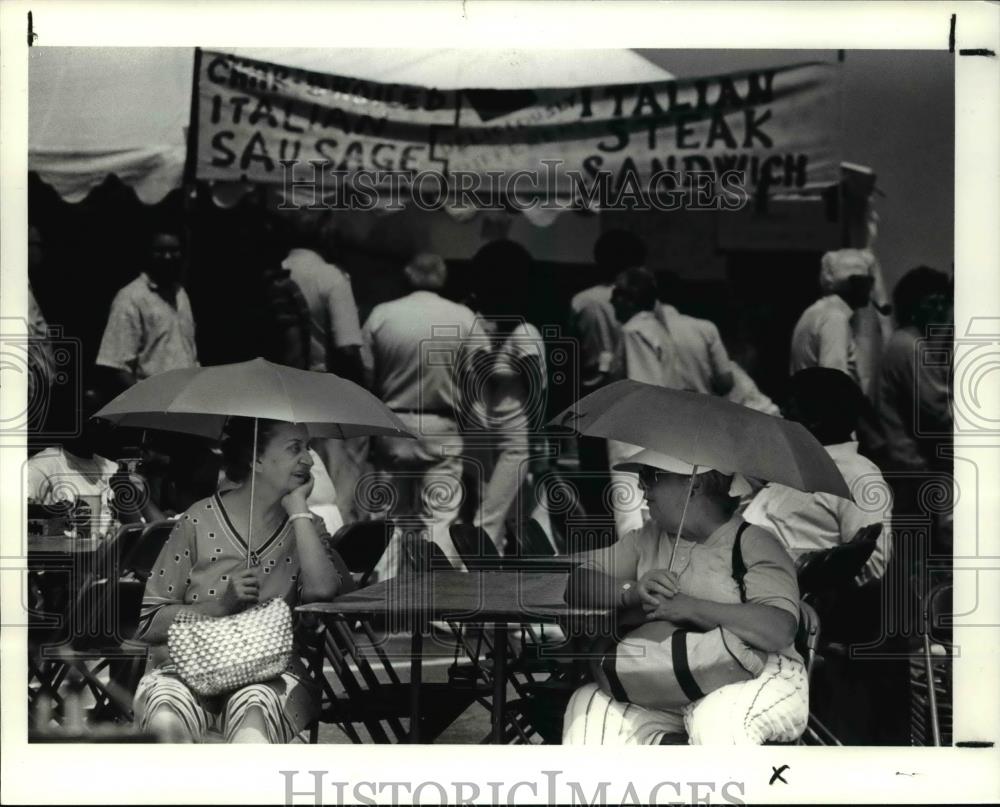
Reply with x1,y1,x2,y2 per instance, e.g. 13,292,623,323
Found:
369,414,465,579
563,653,809,745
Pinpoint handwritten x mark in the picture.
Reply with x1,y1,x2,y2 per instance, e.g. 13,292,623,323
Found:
769,765,789,785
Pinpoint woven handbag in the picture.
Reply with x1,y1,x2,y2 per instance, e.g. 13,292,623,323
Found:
167,597,294,697
593,522,768,710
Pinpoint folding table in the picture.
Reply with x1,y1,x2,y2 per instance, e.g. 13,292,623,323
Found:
298,570,611,743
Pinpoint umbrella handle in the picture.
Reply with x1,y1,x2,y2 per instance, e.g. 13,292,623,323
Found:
667,466,698,575
247,417,258,569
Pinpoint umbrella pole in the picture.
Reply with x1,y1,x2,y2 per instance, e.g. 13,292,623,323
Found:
667,466,698,574
247,417,258,569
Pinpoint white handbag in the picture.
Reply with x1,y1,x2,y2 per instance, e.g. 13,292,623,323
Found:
167,597,294,697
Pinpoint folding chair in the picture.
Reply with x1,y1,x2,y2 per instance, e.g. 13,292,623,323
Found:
511,518,556,558
910,581,952,746
29,520,176,728
796,523,882,598
330,519,394,587
795,599,843,745
449,523,502,571
30,577,148,726
121,520,176,583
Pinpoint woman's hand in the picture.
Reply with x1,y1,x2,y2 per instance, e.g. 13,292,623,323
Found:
221,568,261,612
637,568,679,606
644,592,697,624
281,474,314,516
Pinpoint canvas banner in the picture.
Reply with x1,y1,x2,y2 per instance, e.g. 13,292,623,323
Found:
196,51,841,204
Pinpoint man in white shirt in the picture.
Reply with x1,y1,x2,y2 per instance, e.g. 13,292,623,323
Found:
789,249,877,388
363,254,478,575
742,367,893,586
96,229,199,395
608,266,735,536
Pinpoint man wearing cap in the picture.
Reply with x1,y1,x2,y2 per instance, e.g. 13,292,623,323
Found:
789,249,877,391
563,447,808,745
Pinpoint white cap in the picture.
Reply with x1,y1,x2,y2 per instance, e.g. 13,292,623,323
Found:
819,249,875,293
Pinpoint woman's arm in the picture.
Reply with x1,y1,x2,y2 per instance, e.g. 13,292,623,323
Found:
565,568,635,609
291,517,343,603
283,482,343,602
646,595,797,653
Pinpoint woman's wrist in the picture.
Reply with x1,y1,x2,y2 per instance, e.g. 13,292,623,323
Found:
287,511,313,524
620,581,640,609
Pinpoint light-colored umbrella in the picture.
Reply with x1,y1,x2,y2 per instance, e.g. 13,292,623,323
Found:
550,380,851,571
93,357,413,440
551,379,850,499
94,357,414,566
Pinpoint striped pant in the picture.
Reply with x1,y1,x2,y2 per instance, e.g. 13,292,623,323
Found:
563,653,808,745
134,665,318,743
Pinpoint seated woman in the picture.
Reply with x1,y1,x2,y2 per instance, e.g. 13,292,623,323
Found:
133,418,352,743
563,449,807,745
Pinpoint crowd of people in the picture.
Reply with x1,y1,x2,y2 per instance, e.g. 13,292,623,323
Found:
26,212,954,745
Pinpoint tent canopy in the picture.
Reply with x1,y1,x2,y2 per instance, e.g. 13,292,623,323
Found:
29,47,672,204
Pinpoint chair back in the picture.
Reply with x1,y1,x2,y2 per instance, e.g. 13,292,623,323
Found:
449,523,500,570
795,600,822,678
511,518,556,558
109,523,147,575
331,519,394,586
924,580,954,647
121,520,175,582
400,535,455,573
797,523,881,596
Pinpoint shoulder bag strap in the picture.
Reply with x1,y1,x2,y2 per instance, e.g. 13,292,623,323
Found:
732,521,750,604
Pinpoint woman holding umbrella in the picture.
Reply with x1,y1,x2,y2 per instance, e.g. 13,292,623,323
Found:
132,417,351,743
562,448,808,745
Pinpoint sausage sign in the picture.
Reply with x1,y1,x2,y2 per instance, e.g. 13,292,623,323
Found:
196,50,841,208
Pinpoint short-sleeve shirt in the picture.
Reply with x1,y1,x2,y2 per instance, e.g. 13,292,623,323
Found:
467,319,547,433
96,274,199,380
283,248,363,371
26,447,118,536
135,493,338,666
789,294,858,384
582,515,801,661
362,290,478,414
570,284,621,389
876,327,952,471
742,441,893,585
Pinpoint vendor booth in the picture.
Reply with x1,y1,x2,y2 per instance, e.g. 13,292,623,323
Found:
28,47,877,397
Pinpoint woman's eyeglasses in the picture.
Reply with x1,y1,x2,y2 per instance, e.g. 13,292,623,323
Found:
636,468,664,492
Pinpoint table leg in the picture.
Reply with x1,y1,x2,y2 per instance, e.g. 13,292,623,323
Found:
491,622,508,744
409,626,423,743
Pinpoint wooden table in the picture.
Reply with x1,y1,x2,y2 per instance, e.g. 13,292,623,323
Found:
298,570,611,743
